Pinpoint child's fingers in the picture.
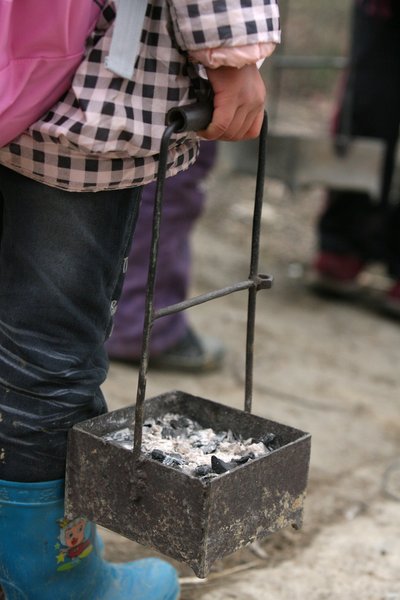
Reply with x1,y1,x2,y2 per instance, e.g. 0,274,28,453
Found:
199,103,263,141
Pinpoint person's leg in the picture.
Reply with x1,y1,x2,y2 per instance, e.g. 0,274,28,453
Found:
314,3,400,293
381,202,400,316
107,166,204,358
385,204,400,282
0,165,141,482
317,190,386,262
107,141,224,371
0,166,179,599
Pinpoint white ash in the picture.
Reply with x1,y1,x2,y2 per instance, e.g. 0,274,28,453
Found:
103,413,279,478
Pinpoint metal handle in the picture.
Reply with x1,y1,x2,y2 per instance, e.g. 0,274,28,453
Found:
166,100,214,133
132,104,269,459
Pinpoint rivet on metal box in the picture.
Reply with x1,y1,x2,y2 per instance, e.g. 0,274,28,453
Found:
65,92,312,579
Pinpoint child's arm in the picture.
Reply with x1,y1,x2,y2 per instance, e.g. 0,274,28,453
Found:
167,0,280,141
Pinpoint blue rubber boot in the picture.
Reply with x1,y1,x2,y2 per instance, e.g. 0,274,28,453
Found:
0,479,180,600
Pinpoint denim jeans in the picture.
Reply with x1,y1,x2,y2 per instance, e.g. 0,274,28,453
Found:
0,165,142,482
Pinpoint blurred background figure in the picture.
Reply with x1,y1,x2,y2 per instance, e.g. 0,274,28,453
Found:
106,141,225,372
309,0,400,316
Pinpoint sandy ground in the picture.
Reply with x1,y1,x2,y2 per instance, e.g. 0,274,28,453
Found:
98,133,400,600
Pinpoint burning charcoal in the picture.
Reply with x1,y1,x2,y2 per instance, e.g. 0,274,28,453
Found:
235,452,255,465
211,456,236,474
194,464,212,477
151,449,166,462
202,442,218,455
108,412,270,477
261,433,282,451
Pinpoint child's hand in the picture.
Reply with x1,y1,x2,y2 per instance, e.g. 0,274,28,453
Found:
198,64,266,141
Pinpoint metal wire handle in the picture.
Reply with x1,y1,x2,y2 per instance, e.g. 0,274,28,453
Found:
132,105,270,459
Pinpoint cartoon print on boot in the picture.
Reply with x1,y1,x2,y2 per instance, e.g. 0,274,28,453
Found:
55,516,94,571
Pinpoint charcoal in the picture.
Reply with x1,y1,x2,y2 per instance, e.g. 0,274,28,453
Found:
108,429,131,443
170,452,184,460
161,426,181,439
268,437,282,451
164,455,185,467
202,442,218,454
173,429,187,439
211,456,236,474
191,439,204,448
151,449,166,462
106,412,270,477
175,416,191,428
261,433,281,451
194,464,212,477
261,433,275,445
170,418,190,430
235,452,255,465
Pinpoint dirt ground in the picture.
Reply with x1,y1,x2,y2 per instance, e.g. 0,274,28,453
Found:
100,107,400,600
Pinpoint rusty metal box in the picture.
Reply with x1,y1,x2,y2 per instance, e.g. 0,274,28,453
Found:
65,390,311,578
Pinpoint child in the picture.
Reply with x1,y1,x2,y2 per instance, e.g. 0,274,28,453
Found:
0,0,280,597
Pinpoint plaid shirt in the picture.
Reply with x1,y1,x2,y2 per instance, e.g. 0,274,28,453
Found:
0,0,280,192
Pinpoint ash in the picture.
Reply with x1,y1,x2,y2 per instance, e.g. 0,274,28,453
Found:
103,413,282,479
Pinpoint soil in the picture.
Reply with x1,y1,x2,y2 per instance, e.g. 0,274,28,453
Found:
100,103,400,600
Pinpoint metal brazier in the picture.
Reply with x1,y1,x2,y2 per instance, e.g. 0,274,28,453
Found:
65,390,311,578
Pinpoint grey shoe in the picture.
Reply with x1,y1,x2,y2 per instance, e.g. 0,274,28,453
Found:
149,327,225,373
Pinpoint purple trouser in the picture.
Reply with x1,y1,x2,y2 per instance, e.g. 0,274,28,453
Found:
106,142,217,359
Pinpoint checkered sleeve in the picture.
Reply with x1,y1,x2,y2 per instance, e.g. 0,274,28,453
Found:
168,0,280,52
